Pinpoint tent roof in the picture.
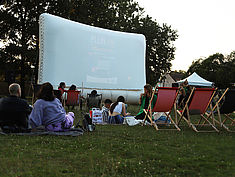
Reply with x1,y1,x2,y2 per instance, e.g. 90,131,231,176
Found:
177,72,213,87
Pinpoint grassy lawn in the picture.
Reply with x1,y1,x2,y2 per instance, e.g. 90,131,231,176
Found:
0,105,234,177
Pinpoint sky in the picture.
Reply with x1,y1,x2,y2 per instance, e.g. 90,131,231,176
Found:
136,0,235,71
1,1,235,71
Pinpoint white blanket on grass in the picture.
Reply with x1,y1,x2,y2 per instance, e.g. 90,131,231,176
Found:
124,116,150,126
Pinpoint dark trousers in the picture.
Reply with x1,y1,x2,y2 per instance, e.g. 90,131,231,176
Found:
135,112,151,122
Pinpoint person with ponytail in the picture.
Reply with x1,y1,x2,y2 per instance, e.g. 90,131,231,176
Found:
108,96,130,124
135,84,157,121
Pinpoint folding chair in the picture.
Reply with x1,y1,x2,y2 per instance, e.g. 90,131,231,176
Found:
86,93,102,109
177,87,219,132
143,87,181,131
206,88,235,132
65,90,81,109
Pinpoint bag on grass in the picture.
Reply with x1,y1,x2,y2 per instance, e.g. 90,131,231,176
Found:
82,113,95,132
89,108,103,124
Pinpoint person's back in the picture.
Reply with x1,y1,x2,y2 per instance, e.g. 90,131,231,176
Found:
112,102,123,114
102,99,112,123
87,90,101,109
108,96,130,124
0,83,31,132
29,82,74,132
88,96,100,108
29,98,66,128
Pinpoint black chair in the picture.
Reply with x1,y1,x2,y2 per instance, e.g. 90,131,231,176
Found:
219,89,235,114
206,88,235,131
86,93,102,109
216,89,235,131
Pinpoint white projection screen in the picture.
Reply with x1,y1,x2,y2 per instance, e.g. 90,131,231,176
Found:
39,13,146,103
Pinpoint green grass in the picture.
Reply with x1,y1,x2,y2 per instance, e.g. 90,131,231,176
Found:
0,105,234,177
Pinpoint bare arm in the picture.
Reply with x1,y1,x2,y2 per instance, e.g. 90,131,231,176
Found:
122,103,130,117
139,93,144,105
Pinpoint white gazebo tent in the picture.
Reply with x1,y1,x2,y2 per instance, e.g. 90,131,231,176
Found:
177,72,213,87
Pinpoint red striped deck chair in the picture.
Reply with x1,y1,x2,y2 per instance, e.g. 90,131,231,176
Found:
65,90,81,109
177,87,219,132
206,88,235,132
143,87,180,131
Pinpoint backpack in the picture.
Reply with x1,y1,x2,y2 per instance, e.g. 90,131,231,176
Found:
82,113,95,132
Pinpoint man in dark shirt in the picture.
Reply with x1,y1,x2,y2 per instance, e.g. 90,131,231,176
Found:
0,83,31,133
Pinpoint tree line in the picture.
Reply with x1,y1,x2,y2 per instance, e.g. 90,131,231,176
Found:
186,51,235,88
0,0,178,97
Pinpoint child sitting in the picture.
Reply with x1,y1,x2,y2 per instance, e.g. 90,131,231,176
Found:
101,99,112,123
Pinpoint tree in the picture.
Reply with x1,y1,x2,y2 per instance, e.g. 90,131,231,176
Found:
0,0,72,97
218,51,235,88
122,14,178,85
187,52,235,88
0,0,178,96
0,1,50,97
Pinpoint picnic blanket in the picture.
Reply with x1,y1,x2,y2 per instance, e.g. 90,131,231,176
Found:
0,128,84,137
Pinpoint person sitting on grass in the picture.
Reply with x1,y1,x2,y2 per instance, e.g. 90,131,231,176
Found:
102,99,112,123
135,84,157,121
29,82,74,132
108,96,130,124
0,83,31,133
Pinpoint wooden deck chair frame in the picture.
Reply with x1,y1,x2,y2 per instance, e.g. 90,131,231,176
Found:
64,90,81,109
177,87,219,132
205,88,235,132
143,87,181,131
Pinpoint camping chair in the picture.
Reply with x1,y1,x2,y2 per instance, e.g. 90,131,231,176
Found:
86,93,102,109
143,87,181,131
65,90,81,109
177,87,219,132
206,88,235,132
